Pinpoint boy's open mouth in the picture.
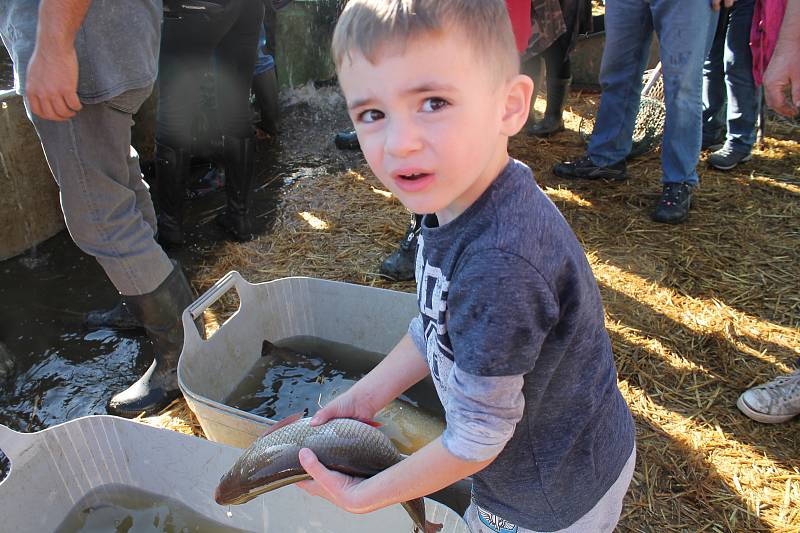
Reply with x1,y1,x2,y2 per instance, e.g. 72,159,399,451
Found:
399,173,430,181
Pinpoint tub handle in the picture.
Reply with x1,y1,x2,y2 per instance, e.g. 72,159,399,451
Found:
182,270,251,346
0,423,29,463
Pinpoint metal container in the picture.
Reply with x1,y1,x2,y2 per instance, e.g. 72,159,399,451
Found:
0,415,468,532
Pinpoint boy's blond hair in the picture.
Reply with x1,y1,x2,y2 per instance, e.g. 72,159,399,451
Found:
332,0,520,78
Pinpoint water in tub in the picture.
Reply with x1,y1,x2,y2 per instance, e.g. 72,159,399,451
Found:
225,336,446,455
54,485,254,533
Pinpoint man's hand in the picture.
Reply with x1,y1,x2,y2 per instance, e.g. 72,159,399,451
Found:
764,48,800,117
712,0,736,11
25,0,92,121
26,44,82,121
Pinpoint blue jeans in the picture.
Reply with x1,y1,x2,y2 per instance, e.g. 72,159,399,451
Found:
588,0,718,185
702,0,759,154
28,87,174,296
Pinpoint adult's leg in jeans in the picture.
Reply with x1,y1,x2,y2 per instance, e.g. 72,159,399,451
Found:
587,0,654,167
723,0,759,153
652,0,717,185
702,9,729,145
29,92,173,297
128,145,157,233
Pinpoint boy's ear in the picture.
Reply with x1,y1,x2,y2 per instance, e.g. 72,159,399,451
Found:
500,74,534,136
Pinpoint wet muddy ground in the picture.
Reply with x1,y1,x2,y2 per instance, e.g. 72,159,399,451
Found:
1,47,12,91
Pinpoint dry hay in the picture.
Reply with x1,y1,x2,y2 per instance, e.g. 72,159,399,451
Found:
156,91,798,532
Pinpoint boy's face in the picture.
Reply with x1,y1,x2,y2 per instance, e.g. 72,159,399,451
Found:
339,32,531,224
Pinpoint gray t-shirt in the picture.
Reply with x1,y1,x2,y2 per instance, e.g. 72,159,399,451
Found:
0,0,161,103
408,158,635,531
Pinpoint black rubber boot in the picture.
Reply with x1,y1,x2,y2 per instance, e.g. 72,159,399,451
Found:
253,69,279,138
84,300,143,331
527,77,570,137
334,130,360,150
216,136,255,242
380,213,422,281
107,264,194,418
155,143,190,246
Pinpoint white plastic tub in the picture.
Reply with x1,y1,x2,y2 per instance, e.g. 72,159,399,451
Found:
0,415,469,532
177,272,420,449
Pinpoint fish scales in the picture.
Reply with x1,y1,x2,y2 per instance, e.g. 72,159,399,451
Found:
243,418,402,478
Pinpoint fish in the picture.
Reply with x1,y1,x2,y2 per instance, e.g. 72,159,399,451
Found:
214,412,443,533
319,388,445,455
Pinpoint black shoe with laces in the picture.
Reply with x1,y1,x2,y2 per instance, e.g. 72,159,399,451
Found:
553,155,627,181
652,182,693,224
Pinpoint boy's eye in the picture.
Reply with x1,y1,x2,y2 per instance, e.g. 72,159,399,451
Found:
358,109,384,123
421,97,449,113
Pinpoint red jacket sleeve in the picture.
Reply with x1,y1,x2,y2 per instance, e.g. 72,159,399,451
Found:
505,0,533,53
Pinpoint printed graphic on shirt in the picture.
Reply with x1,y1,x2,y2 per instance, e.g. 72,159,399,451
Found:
415,235,454,404
476,504,519,533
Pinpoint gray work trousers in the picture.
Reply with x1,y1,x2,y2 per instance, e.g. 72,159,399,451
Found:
27,87,173,296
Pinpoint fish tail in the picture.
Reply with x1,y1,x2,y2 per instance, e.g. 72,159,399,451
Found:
425,520,443,533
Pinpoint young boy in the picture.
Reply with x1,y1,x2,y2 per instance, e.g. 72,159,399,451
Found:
296,1,636,531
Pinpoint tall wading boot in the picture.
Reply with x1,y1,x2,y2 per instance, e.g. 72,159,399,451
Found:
252,69,280,138
84,300,143,330
107,264,195,418
527,77,570,137
379,213,423,281
155,143,190,246
216,136,255,242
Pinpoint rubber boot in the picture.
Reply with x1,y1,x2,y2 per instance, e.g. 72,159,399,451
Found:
521,55,543,133
380,213,423,281
252,69,280,138
84,300,143,331
155,143,190,246
528,77,570,137
216,136,255,242
107,264,194,418
334,129,360,150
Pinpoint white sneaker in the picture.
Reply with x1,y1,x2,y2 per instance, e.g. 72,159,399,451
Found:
737,368,800,423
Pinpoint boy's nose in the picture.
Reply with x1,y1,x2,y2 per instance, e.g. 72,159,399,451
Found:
384,117,423,158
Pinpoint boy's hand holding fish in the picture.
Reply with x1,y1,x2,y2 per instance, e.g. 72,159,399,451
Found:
296,334,498,515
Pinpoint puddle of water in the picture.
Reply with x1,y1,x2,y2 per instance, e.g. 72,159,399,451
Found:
1,46,13,91
54,485,255,533
0,233,150,433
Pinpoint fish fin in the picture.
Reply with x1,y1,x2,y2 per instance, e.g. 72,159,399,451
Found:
260,412,305,437
425,521,443,533
363,419,382,428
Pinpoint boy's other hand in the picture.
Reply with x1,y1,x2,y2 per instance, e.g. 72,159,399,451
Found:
309,390,377,426
26,45,82,121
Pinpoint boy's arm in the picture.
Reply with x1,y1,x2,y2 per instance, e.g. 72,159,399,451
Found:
298,435,496,514
27,0,91,121
310,331,430,424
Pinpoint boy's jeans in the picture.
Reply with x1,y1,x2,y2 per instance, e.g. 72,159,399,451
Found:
465,448,636,533
28,87,174,296
588,0,717,186
702,0,759,154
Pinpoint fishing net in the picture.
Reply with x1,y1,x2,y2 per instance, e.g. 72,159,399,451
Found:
579,66,666,159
